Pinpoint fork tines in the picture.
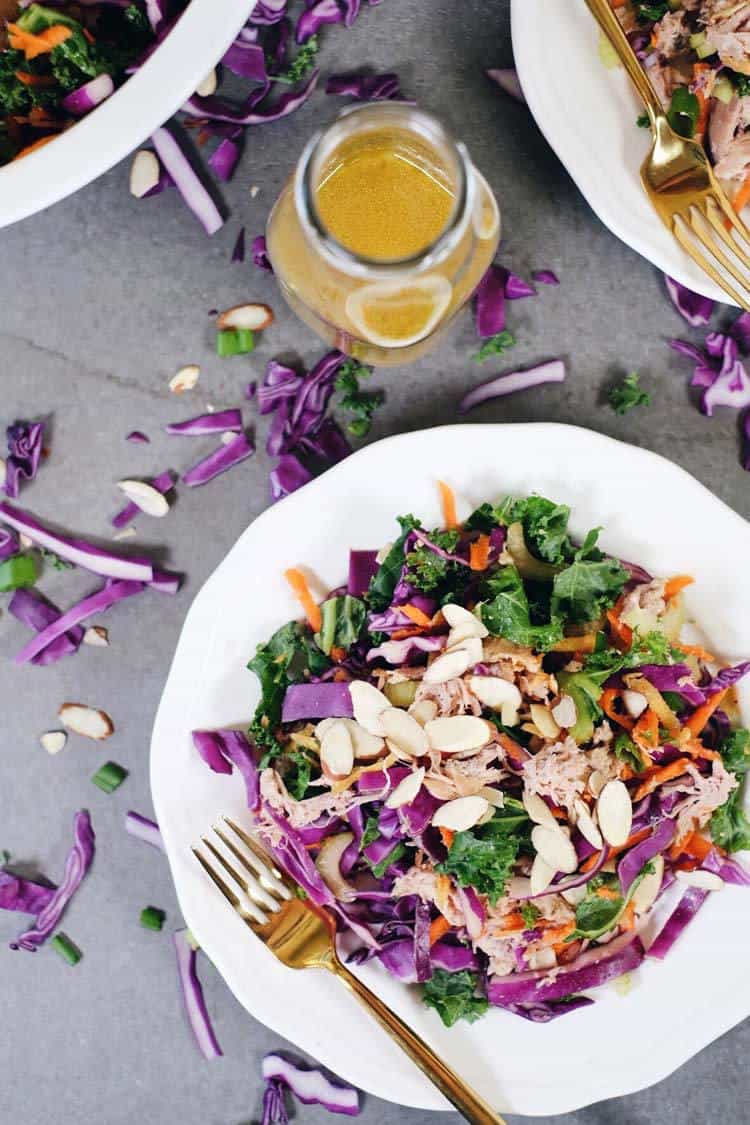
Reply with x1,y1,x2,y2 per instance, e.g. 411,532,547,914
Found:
675,195,750,310
193,818,292,926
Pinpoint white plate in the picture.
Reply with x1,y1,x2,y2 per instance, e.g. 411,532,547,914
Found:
511,0,730,305
0,0,253,229
151,423,750,1116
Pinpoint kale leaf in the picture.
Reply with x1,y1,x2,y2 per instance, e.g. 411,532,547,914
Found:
479,565,564,650
437,803,529,905
315,594,366,655
368,514,420,611
473,330,515,363
551,533,628,624
710,728,750,852
248,620,330,754
334,357,383,437
608,372,651,416
422,969,489,1027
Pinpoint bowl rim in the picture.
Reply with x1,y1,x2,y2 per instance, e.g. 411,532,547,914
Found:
0,0,254,230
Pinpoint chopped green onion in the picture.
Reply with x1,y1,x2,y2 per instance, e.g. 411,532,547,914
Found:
140,906,166,931
689,31,706,49
51,932,82,966
695,39,716,59
216,328,255,357
0,554,37,592
0,849,10,866
714,76,735,104
91,761,128,794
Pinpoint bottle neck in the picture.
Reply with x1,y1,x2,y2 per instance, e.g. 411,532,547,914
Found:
294,103,474,281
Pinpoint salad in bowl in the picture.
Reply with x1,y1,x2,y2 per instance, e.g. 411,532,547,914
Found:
194,485,750,1027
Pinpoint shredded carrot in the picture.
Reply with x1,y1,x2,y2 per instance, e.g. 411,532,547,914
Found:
600,687,634,732
664,574,694,601
681,738,721,763
679,643,716,663
332,668,349,682
620,901,637,932
492,912,527,936
196,128,211,147
734,172,750,217
549,634,598,654
669,831,715,862
401,603,432,629
606,608,633,651
330,646,347,663
469,534,491,572
595,886,621,902
685,688,728,737
437,479,458,529
429,915,452,946
693,66,711,139
8,22,72,59
438,827,455,850
633,707,658,751
633,757,692,802
15,71,55,86
12,134,56,159
541,921,575,945
580,827,652,873
284,568,322,633
390,627,421,641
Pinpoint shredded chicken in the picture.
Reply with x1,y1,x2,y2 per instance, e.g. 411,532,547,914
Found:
414,677,483,717
663,758,738,841
523,736,590,809
481,637,542,673
620,579,667,620
259,768,355,828
653,10,690,56
519,670,558,702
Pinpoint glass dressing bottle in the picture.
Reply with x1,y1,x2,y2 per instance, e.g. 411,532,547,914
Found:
266,102,501,366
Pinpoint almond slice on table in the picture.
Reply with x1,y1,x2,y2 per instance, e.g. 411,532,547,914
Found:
169,365,200,394
349,681,391,736
442,602,488,637
381,707,429,759
522,790,558,829
117,479,170,518
217,304,274,331
40,730,67,755
195,69,217,97
531,825,578,874
596,780,633,847
83,626,109,647
631,855,664,914
423,648,474,684
675,868,724,891
432,795,489,832
573,797,603,850
58,703,114,741
386,766,426,809
529,853,556,895
425,716,492,754
129,150,160,198
320,720,354,780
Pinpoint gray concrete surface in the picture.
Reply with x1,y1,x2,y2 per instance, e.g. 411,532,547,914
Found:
1,1,748,1122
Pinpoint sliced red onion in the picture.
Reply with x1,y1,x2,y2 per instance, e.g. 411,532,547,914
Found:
0,501,154,582
231,227,246,263
173,929,223,1059
192,729,260,810
618,818,674,893
11,811,95,952
166,409,242,436
281,682,353,723
125,811,165,852
125,431,150,444
14,580,144,665
208,137,241,182
111,470,174,529
8,587,84,665
183,69,318,126
486,67,525,104
488,933,644,1005
261,1053,359,1116
664,275,715,328
150,127,224,236
347,549,378,596
61,73,114,116
182,432,254,487
270,453,313,501
0,871,56,915
459,360,565,413
532,269,559,286
647,885,708,959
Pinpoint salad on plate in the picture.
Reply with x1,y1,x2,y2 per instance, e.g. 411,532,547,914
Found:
195,486,750,1027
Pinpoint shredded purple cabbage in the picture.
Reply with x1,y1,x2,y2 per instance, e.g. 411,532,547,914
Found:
173,929,223,1059
664,276,715,328
4,421,45,499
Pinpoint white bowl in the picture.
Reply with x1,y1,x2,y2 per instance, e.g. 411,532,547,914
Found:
0,0,254,229
151,422,750,1116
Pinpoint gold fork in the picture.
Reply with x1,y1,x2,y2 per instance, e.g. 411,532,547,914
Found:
193,817,506,1125
587,0,750,309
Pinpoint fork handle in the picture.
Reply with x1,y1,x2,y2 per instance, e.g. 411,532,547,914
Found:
332,962,506,1124
585,0,665,124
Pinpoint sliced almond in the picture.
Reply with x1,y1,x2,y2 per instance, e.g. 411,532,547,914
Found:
169,365,200,394
448,622,486,648
432,795,489,832
531,825,578,874
129,150,160,198
58,703,114,741
522,790,558,829
623,689,648,719
381,707,429,758
423,648,473,684
631,854,664,914
588,769,606,798
117,479,170,518
408,699,438,727
596,780,633,847
113,527,137,542
344,720,385,761
529,704,560,741
529,853,556,895
561,883,588,907
315,832,355,900
551,695,577,730
40,730,67,755
195,69,217,97
319,721,354,780
83,626,109,647
527,947,556,971
573,797,603,850
425,716,492,754
349,681,391,736
675,868,724,891
468,676,521,725
450,635,484,663
479,785,505,808
386,766,426,809
423,774,457,800
442,603,488,636
217,303,274,332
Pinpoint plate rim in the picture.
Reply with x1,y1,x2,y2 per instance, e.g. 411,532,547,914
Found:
151,421,750,1115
